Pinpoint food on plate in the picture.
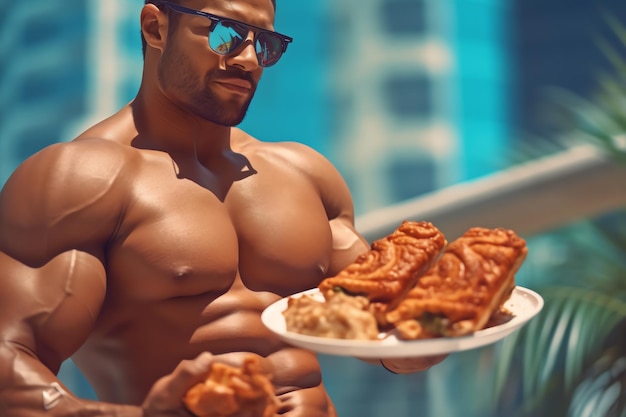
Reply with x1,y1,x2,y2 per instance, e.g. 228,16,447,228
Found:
183,355,280,417
283,290,379,340
385,227,528,339
281,222,529,342
317,220,446,312
283,220,445,340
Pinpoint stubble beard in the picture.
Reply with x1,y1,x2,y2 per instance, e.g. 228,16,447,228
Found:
159,47,256,127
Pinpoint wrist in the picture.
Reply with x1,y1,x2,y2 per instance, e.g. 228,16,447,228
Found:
379,359,398,374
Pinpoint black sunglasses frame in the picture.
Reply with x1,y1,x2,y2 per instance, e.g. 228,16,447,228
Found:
154,1,293,66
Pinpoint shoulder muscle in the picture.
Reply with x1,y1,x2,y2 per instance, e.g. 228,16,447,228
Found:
0,139,134,265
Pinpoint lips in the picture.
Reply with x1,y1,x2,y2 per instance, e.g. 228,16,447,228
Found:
216,78,253,93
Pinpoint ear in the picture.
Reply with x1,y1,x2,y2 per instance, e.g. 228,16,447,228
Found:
141,4,168,53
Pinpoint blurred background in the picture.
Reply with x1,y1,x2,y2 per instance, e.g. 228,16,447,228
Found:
1,0,625,416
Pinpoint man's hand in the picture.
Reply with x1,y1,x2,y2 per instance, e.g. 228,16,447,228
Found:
143,352,281,417
142,352,215,416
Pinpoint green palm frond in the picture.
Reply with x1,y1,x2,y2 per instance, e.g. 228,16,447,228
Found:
555,15,626,164
597,12,626,76
544,86,626,163
577,216,626,276
568,319,626,417
492,287,626,416
565,215,626,284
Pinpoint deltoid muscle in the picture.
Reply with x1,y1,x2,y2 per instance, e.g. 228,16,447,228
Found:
386,227,528,339
318,220,447,311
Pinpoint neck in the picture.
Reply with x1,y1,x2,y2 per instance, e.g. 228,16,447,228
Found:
131,81,233,161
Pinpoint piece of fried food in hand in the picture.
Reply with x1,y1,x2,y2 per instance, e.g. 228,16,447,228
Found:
386,227,527,339
183,355,280,417
318,220,446,313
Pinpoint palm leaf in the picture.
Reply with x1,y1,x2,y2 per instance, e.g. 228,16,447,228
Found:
544,87,626,164
575,20,626,161
492,287,626,415
568,319,626,417
597,12,626,76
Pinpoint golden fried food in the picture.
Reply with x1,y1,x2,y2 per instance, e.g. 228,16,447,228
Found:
385,227,527,339
283,290,379,340
183,355,280,417
318,220,446,313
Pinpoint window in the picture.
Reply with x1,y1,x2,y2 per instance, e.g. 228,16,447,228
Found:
379,0,427,37
387,156,435,202
381,72,433,119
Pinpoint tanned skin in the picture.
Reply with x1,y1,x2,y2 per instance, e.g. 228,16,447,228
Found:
0,1,444,416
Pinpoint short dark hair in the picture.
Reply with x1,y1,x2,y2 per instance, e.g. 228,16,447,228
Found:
141,0,277,57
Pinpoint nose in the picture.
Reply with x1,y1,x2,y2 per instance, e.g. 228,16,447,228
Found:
226,33,260,72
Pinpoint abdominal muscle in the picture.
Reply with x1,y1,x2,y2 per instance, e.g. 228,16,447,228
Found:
72,274,325,407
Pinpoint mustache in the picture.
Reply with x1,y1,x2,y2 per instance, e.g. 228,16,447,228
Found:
211,69,256,87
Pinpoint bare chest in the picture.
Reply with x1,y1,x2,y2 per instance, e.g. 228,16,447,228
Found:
106,162,333,301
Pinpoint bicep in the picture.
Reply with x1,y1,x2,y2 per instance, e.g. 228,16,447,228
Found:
314,155,368,274
0,250,106,372
328,217,369,276
303,147,369,274
281,142,369,274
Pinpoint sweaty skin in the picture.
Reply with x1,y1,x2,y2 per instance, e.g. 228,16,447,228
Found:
0,1,443,416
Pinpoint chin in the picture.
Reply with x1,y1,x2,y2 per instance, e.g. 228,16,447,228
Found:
194,89,254,125
212,106,250,126
212,109,248,126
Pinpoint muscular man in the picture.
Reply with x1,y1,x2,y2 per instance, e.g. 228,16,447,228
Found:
0,1,444,416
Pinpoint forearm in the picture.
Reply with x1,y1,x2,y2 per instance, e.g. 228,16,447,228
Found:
276,385,337,417
0,344,141,417
1,386,141,417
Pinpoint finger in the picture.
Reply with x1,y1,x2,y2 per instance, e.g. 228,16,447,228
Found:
142,353,215,415
161,352,213,398
171,352,215,393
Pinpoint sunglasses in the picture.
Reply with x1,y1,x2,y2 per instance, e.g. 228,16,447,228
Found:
155,1,293,67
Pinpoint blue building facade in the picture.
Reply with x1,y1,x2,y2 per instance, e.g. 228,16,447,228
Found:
324,0,512,215
0,1,88,183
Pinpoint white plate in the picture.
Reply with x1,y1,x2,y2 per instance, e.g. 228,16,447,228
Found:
261,286,543,358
